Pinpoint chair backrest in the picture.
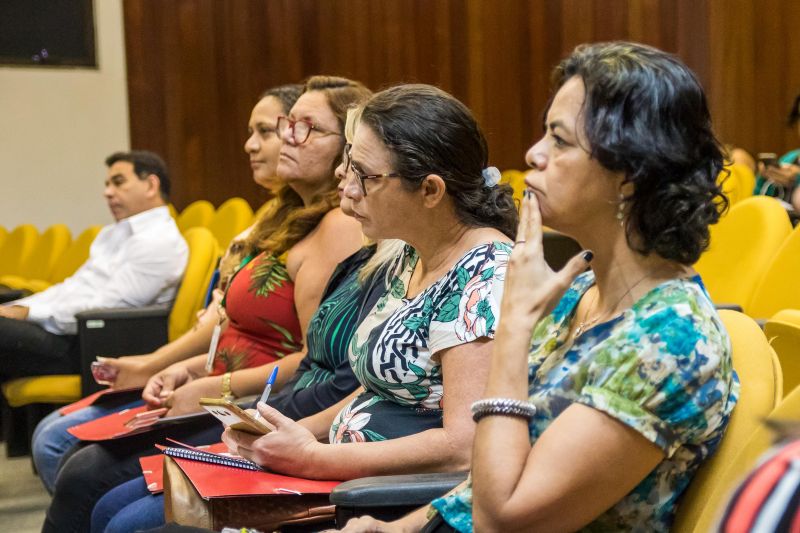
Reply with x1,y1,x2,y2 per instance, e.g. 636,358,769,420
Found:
176,200,215,234
168,227,219,341
694,196,791,308
17,224,72,281
689,382,800,532
746,225,800,319
0,226,7,249
672,310,782,532
500,169,526,205
718,163,756,206
207,198,253,250
49,225,102,284
765,309,800,397
0,224,39,277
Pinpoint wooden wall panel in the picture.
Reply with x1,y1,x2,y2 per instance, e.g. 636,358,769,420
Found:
123,0,798,210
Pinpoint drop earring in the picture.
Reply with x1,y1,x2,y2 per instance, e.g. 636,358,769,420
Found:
616,193,625,226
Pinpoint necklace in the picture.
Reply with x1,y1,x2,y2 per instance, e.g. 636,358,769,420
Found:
573,271,655,337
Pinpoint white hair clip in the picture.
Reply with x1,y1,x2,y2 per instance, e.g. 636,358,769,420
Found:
482,166,501,188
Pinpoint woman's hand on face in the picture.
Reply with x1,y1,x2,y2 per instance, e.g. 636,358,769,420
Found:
141,363,194,408
164,375,223,416
502,191,592,326
221,402,321,477
763,163,800,186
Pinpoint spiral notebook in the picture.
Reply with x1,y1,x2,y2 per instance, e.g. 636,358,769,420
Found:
157,439,262,471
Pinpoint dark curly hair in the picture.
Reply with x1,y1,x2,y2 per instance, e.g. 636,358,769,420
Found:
358,84,518,240
552,41,728,265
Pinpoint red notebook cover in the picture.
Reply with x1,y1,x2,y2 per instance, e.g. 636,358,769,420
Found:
167,442,341,499
67,405,151,440
59,387,143,415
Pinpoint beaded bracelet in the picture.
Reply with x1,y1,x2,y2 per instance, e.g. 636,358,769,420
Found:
470,398,537,423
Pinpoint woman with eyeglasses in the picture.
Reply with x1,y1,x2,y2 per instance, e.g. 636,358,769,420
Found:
41,76,372,533
337,42,738,533
221,84,517,484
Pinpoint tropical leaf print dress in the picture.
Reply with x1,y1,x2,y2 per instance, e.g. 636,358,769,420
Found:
329,241,511,443
211,251,303,375
430,272,740,533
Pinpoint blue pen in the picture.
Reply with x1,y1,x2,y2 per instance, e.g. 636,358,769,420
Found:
253,366,278,421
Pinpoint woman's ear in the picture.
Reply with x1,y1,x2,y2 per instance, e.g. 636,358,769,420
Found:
420,174,447,208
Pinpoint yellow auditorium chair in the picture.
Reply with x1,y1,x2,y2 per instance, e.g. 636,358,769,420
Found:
694,196,791,309
0,223,71,292
765,309,800,396
331,310,780,529
168,203,178,219
0,225,7,248
1,227,220,456
679,380,800,532
718,163,756,206
0,224,39,277
176,199,215,234
671,310,782,533
745,224,800,320
500,169,527,205
207,197,253,249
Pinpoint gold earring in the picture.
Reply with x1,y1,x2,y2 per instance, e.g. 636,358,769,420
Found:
616,193,625,226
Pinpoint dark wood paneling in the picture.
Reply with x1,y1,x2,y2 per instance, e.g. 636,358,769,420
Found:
123,0,797,210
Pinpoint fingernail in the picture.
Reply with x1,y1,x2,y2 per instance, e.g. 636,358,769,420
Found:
582,250,594,262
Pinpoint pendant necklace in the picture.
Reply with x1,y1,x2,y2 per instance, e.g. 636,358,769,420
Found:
574,272,654,337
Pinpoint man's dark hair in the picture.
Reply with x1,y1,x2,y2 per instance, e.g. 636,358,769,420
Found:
105,150,170,201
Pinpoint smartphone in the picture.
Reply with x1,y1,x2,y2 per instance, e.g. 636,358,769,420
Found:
757,152,780,168
199,397,271,435
91,361,119,384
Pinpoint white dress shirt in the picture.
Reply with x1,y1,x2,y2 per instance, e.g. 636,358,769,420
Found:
13,206,189,335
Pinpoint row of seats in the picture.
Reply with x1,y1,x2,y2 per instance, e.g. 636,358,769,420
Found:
694,195,800,319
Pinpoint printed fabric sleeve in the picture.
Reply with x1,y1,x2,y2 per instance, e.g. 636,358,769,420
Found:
576,297,734,458
427,241,510,355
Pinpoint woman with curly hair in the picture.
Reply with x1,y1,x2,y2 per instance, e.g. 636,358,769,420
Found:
339,42,739,533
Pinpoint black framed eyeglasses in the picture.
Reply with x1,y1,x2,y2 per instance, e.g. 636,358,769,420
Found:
276,116,341,145
342,143,402,196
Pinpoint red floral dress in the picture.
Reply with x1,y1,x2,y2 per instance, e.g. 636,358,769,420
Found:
211,251,303,375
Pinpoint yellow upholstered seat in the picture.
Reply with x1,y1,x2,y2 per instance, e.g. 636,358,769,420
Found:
672,310,782,532
500,169,526,205
0,226,7,249
765,309,800,396
168,203,178,219
2,375,82,408
0,224,39,277
169,227,220,340
745,225,800,319
684,382,800,532
0,224,71,290
694,196,791,309
207,198,253,250
176,200,215,234
718,163,756,206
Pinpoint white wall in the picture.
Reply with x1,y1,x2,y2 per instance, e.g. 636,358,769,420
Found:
0,0,129,235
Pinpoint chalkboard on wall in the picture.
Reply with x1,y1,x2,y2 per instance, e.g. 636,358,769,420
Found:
0,0,96,67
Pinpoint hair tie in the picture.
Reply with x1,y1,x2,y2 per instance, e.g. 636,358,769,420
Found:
482,166,501,188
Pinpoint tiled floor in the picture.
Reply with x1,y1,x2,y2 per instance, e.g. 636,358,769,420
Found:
0,444,49,532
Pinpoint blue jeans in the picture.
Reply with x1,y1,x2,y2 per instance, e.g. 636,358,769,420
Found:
91,477,164,533
32,400,143,493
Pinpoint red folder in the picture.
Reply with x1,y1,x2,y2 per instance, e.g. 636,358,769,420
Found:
139,454,165,494
59,387,143,415
67,405,152,440
165,442,341,498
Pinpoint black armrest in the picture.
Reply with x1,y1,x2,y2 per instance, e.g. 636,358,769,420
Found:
77,304,171,396
0,288,27,304
714,303,743,313
331,472,468,526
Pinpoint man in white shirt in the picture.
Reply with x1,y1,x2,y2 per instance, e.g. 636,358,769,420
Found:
0,150,189,380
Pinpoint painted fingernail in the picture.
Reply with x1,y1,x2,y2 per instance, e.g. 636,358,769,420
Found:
582,251,594,262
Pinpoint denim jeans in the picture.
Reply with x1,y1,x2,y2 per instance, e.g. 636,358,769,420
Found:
32,400,143,493
91,476,164,533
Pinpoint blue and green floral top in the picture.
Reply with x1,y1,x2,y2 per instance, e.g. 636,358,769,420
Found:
431,271,739,532
329,241,511,443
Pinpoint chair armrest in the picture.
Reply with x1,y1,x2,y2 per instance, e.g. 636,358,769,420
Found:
714,303,743,313
0,289,27,304
331,472,468,526
77,304,171,396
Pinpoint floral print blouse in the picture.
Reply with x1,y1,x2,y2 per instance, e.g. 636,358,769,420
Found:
431,271,740,532
329,241,511,443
